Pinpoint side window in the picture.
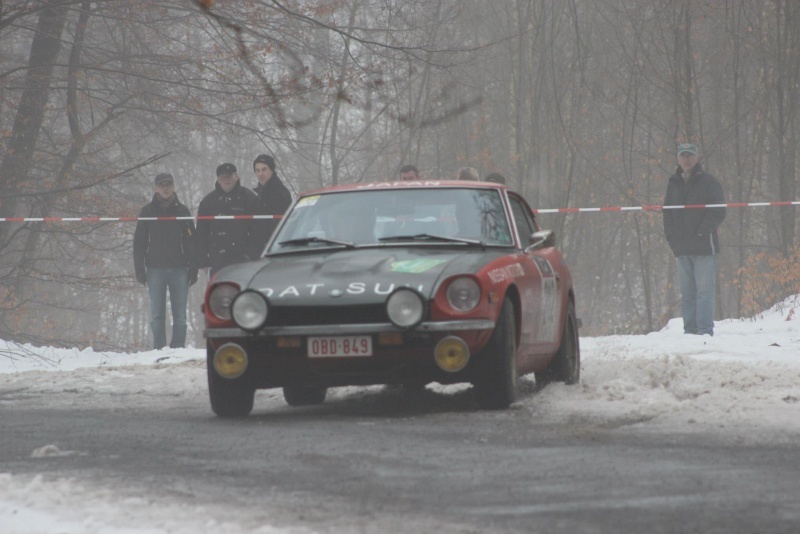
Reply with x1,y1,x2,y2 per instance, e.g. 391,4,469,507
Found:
508,196,534,243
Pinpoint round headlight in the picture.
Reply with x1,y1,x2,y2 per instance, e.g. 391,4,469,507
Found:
232,290,268,331
446,276,481,312
208,283,240,320
386,288,424,328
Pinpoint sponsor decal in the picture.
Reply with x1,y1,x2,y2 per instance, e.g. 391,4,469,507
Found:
256,282,425,298
533,256,555,277
532,258,560,342
487,263,525,284
356,181,442,189
295,195,320,208
390,259,447,273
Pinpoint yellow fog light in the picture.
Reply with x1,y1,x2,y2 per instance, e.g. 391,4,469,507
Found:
434,336,470,372
213,343,248,379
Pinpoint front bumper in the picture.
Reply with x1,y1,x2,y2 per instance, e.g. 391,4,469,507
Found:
204,319,496,388
204,319,495,338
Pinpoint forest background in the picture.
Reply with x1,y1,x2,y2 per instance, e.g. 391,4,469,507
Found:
1,0,798,350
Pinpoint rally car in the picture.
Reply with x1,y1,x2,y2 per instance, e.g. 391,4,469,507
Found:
203,180,580,417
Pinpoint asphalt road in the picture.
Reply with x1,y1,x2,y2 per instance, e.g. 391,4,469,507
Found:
2,383,799,533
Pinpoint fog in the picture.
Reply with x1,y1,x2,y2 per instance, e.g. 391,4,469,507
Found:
1,1,799,350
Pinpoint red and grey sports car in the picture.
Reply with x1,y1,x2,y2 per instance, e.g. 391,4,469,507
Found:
203,180,580,417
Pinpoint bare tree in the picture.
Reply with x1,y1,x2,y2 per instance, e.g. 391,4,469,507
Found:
2,0,799,347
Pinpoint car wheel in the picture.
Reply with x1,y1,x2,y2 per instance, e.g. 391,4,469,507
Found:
535,299,580,386
473,298,518,410
283,385,328,406
207,344,255,418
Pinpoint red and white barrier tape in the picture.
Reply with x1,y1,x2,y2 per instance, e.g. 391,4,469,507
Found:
0,202,798,222
534,201,800,214
0,215,282,222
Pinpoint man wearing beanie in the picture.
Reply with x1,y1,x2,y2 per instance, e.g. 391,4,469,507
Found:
196,163,259,277
251,153,292,256
133,172,198,349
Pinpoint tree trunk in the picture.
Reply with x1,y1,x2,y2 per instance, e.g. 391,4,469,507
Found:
0,1,69,246
775,0,799,255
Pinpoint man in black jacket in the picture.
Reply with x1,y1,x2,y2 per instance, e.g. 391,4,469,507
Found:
133,173,198,349
663,143,726,336
251,154,292,256
196,163,259,277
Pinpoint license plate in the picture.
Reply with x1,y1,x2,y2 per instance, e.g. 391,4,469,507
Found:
307,336,373,358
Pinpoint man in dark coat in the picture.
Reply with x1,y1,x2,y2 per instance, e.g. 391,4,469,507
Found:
133,173,198,349
196,163,259,277
251,154,292,257
663,143,726,336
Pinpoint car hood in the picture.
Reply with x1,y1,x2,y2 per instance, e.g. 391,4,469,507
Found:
218,247,508,305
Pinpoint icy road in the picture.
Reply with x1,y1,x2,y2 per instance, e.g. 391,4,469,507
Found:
1,299,799,534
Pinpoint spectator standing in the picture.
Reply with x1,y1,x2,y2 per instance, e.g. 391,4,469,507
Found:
133,173,198,349
399,164,420,181
251,154,292,256
196,163,259,277
457,167,479,181
485,172,506,184
662,143,726,336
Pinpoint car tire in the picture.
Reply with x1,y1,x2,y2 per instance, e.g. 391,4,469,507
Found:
473,298,518,410
207,344,255,418
535,299,580,386
283,385,327,406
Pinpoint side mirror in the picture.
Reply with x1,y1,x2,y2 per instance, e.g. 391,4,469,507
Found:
526,230,555,252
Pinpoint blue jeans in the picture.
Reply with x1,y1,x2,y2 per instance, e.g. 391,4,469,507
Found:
146,267,189,349
676,255,717,335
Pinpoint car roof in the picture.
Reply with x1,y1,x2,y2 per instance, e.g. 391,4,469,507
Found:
298,180,507,197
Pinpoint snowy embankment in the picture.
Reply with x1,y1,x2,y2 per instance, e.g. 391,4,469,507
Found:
1,296,799,533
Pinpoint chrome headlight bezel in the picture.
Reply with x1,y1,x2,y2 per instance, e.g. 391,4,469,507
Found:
386,288,425,328
231,290,269,332
446,276,481,312
208,283,240,320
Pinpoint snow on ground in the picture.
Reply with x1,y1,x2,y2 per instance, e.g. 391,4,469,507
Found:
1,296,799,533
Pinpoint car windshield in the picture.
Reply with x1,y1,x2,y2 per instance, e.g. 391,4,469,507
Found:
271,187,513,252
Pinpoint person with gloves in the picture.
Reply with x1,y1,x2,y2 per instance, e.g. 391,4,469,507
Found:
133,172,198,349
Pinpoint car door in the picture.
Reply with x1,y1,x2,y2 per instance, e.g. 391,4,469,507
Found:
507,194,562,359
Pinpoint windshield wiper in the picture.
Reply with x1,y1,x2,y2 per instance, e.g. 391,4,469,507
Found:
278,236,357,248
379,233,485,246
